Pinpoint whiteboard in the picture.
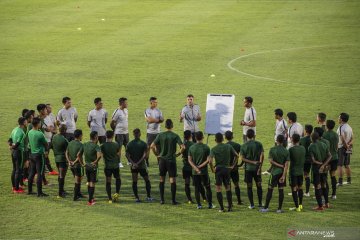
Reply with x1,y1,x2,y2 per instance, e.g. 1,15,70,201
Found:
205,94,235,134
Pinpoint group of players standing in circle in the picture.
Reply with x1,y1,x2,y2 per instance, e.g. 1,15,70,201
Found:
8,95,354,212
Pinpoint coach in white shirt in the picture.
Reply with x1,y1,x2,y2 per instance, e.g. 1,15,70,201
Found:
179,94,201,142
286,112,303,149
57,97,78,141
88,97,108,144
337,112,354,185
111,97,129,153
240,96,256,143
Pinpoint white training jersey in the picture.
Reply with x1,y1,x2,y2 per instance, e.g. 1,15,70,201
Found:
43,113,56,142
57,107,78,134
88,108,108,136
145,107,163,134
337,123,353,148
112,108,129,134
180,104,201,132
274,118,288,141
243,107,256,135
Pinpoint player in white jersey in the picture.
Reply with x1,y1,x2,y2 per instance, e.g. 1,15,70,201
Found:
111,97,128,167
286,112,303,149
57,97,78,141
336,113,354,185
144,97,164,167
179,94,201,142
87,97,108,144
240,96,256,143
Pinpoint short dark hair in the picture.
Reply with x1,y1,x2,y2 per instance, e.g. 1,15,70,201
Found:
119,97,127,104
133,128,141,138
21,109,29,117
305,124,313,134
187,94,194,98
90,131,98,140
195,131,204,141
59,124,67,134
314,127,324,137
149,97,157,102
244,96,253,104
74,129,83,139
25,111,34,120
224,130,233,140
276,134,285,144
311,132,319,142
184,130,192,140
215,133,223,143
246,129,255,139
106,130,114,139
62,97,71,104
37,104,47,112
287,112,297,122
292,133,300,144
165,119,173,129
94,97,102,105
326,120,336,130
18,117,26,126
318,112,326,121
274,108,283,117
32,117,41,127
339,113,349,123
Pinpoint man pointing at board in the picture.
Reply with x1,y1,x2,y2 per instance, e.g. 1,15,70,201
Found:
180,94,201,142
240,96,257,143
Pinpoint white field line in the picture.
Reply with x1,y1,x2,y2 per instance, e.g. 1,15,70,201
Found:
227,45,359,89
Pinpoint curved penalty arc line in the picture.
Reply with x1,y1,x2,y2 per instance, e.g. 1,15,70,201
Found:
227,45,359,90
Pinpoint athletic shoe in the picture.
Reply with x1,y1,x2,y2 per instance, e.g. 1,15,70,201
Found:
146,197,154,202
87,199,96,206
86,182,89,186
260,208,269,213
262,171,270,175
343,181,350,185
127,161,131,166
197,205,202,209
248,205,255,209
108,200,113,204
119,162,124,168
37,192,49,197
160,200,165,205
57,193,66,199
336,183,343,187
289,207,301,212
23,178,28,182
113,193,120,202
172,201,180,205
276,209,284,213
48,170,59,175
218,209,225,213
313,206,324,211
135,198,141,203
228,207,233,212
299,204,303,210
188,200,194,204
15,189,25,194
331,195,337,200
208,204,216,209
324,203,330,209
288,193,293,196
304,192,310,197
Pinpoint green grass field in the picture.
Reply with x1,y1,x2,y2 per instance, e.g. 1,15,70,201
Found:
1,0,360,239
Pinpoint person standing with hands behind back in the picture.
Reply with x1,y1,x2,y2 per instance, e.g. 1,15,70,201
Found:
180,94,201,142
240,96,256,144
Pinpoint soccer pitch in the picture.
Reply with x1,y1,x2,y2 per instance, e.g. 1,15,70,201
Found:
0,0,359,239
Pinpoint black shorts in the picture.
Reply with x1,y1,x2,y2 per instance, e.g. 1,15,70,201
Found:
268,174,286,188
71,166,84,177
146,133,158,146
329,160,338,172
338,147,351,166
159,159,177,178
131,168,148,177
182,169,192,179
244,170,262,184
215,167,230,186
304,161,312,174
85,166,97,183
289,175,303,187
193,174,210,188
56,162,68,169
104,168,120,179
312,167,327,185
24,149,30,161
115,134,129,149
230,169,240,183
65,133,75,142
